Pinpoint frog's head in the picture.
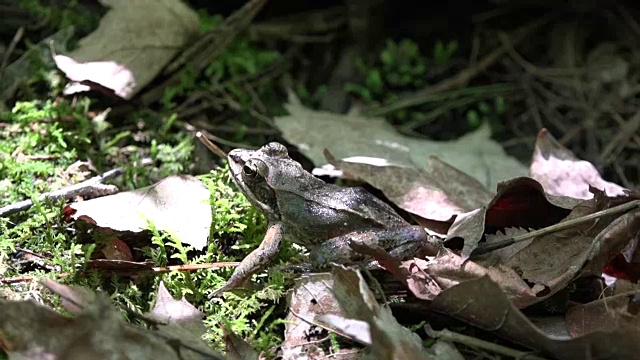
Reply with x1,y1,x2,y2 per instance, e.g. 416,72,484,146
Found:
227,142,296,221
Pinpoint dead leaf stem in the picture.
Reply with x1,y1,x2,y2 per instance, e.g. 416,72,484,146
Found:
425,325,549,360
472,199,640,256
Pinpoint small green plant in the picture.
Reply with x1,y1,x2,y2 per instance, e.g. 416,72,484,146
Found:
465,96,506,132
18,0,100,37
433,40,459,66
346,38,462,104
162,10,282,113
346,39,427,103
295,83,328,109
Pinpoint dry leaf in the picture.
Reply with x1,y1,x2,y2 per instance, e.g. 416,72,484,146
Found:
329,154,493,222
54,0,199,99
447,177,573,259
565,291,640,338
493,191,639,302
430,276,640,359
68,175,211,250
483,227,532,263
530,128,627,199
101,238,134,261
0,288,179,359
150,281,206,334
283,273,354,360
398,251,540,308
148,282,220,360
322,266,458,360
222,322,259,360
276,92,527,192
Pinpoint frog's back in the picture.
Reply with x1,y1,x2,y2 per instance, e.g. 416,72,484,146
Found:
277,186,408,246
318,186,407,227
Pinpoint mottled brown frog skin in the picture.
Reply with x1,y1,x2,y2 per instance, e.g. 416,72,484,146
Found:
209,142,431,297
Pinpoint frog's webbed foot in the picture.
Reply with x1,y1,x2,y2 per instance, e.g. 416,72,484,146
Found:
208,223,283,298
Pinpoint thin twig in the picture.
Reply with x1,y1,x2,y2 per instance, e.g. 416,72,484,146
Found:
0,158,153,217
0,26,24,82
196,130,229,158
425,325,549,360
600,110,640,165
472,200,640,256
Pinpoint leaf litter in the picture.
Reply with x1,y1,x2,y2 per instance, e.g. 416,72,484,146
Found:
53,0,200,99
66,175,212,251
272,125,640,358
0,279,224,360
5,3,640,358
10,124,637,359
275,91,528,193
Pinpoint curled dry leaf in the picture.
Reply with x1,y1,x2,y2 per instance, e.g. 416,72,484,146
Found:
0,285,179,359
221,322,259,360
147,281,221,360
447,177,573,259
322,266,460,360
565,284,640,338
349,238,541,306
68,175,212,251
530,128,628,199
150,281,206,331
329,153,494,223
53,0,200,99
496,190,639,299
428,276,640,359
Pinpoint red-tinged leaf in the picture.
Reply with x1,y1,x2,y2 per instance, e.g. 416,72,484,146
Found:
101,238,133,261
448,177,574,259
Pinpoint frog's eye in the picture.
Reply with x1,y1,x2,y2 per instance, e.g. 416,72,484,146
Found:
243,163,258,179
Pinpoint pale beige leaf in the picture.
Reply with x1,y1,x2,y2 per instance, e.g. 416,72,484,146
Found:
331,155,493,222
530,128,627,199
54,0,199,99
69,175,211,250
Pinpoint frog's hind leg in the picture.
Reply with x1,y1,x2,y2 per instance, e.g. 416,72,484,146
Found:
208,223,284,298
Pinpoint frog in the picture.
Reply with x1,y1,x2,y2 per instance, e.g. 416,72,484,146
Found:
209,142,438,297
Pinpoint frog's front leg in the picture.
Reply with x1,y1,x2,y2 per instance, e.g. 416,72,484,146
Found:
309,225,430,268
209,223,284,298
